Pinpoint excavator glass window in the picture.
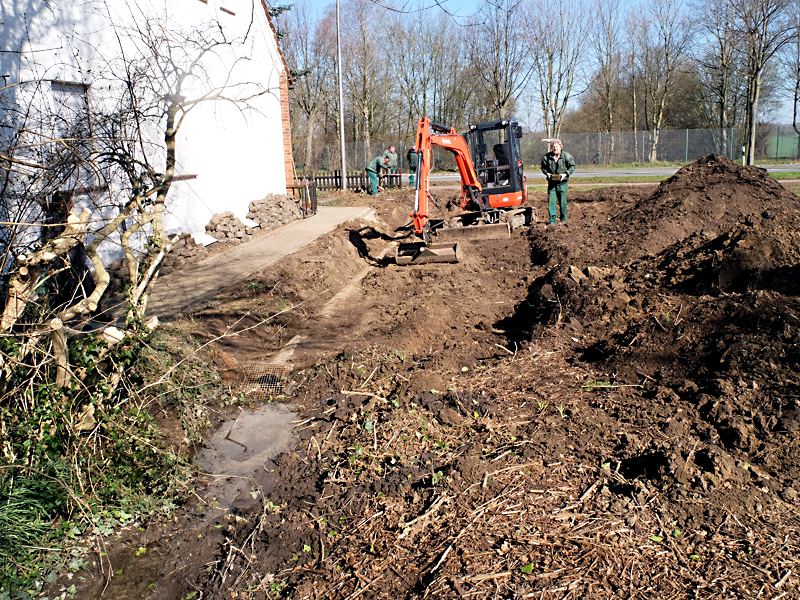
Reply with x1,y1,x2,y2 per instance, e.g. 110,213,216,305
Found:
467,122,521,193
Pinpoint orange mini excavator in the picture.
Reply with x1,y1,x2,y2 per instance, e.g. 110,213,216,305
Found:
396,116,528,265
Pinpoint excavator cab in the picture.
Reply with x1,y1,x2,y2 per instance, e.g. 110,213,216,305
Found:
466,120,526,211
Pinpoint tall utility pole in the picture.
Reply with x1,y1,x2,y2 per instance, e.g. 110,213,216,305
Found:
336,0,347,189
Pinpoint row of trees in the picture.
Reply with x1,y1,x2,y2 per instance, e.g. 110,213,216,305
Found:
279,0,800,169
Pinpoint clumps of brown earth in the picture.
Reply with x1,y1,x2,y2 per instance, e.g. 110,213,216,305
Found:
70,159,800,600
191,156,800,599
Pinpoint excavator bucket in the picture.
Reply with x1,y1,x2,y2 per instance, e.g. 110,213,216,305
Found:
432,222,511,242
396,241,459,265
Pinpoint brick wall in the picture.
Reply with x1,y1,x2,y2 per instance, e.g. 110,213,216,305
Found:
280,71,296,186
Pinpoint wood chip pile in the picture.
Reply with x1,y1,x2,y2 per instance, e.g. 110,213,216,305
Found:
205,211,256,246
246,193,303,229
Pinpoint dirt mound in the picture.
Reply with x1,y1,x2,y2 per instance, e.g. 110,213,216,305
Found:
62,167,800,600
615,154,800,262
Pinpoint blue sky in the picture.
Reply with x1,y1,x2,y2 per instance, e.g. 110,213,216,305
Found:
298,0,483,23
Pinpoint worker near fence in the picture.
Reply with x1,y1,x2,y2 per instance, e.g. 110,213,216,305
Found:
380,145,398,189
383,145,398,172
407,145,418,188
365,155,391,195
540,139,576,225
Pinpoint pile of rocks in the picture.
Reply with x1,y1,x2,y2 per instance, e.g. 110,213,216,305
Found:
105,233,207,290
161,233,207,275
246,193,303,229
205,211,257,246
106,257,134,293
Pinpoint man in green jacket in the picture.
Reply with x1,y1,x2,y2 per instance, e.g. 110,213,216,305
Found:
366,155,391,195
406,146,418,188
383,145,398,172
540,139,576,224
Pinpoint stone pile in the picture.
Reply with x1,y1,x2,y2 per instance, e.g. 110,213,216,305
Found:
205,211,256,246
246,193,303,229
161,233,207,275
105,233,206,290
106,257,133,293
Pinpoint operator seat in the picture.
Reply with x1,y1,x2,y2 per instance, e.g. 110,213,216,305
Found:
494,143,510,184
493,143,510,166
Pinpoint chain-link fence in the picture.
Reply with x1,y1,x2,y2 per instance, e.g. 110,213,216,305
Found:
298,125,800,176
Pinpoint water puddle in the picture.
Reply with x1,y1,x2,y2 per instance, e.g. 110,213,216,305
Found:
194,402,297,510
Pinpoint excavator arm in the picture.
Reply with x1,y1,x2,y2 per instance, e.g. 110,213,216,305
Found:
411,117,482,237
397,116,522,265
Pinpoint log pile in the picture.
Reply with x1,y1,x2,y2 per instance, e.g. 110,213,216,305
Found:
205,211,256,246
246,193,303,229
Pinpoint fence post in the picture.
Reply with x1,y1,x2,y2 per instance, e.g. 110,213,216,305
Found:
730,128,733,160
641,130,645,165
597,132,601,165
685,129,688,163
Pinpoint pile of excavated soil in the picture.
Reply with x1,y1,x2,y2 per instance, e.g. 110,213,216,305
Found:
63,156,800,599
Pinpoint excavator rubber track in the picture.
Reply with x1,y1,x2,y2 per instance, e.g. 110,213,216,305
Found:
395,241,459,265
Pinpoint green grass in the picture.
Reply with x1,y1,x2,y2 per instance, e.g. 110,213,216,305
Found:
575,160,686,169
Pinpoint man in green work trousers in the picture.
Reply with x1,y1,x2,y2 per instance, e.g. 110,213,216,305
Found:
407,145,418,188
365,155,391,195
540,139,576,224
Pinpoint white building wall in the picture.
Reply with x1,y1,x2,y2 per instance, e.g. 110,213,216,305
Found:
1,0,289,249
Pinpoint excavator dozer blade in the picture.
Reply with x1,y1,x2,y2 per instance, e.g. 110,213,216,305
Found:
396,242,459,265
432,222,510,242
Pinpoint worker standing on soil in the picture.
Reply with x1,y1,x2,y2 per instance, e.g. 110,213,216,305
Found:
541,139,576,224
366,155,391,195
407,145,418,188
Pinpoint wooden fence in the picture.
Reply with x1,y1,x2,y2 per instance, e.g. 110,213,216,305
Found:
312,171,402,191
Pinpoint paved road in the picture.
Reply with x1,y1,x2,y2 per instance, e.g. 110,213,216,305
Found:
148,206,376,318
421,162,800,183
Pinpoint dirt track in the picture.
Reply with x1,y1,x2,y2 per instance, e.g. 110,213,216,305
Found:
70,156,800,599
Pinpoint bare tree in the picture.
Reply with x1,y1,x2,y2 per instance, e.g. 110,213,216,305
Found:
692,0,741,149
468,0,534,120
729,0,794,164
1,0,275,382
388,11,440,125
624,10,643,161
635,0,692,161
527,0,589,137
341,0,393,158
280,0,335,176
590,0,624,137
388,12,474,134
778,1,800,157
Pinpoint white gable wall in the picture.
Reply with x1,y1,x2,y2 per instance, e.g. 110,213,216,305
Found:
1,0,289,250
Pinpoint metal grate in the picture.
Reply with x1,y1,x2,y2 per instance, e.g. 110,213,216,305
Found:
240,362,292,398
